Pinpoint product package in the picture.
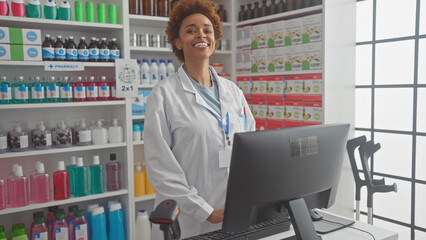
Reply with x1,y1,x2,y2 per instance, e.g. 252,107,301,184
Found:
284,75,303,101
0,44,10,60
251,23,268,49
243,26,252,50
285,45,303,72
267,47,286,73
9,28,42,45
303,101,323,125
250,100,267,122
302,42,322,71
132,90,144,116
302,73,323,101
251,48,268,73
266,75,285,101
251,76,268,99
284,100,304,127
267,21,285,48
236,50,244,74
236,27,244,51
285,17,303,46
267,100,285,125
302,13,323,44
0,27,10,43
236,76,251,100
243,49,251,73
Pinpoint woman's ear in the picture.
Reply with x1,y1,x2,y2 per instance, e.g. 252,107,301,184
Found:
174,38,183,50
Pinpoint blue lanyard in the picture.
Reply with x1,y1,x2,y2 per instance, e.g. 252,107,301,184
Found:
208,110,231,146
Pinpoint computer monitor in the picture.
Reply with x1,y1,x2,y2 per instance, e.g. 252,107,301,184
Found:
223,123,350,239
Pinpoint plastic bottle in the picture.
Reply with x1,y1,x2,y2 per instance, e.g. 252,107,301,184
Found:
32,121,52,150
0,129,7,153
27,0,42,18
66,36,78,61
140,59,151,85
166,59,175,77
11,223,28,240
91,207,107,240
0,225,6,240
7,165,29,208
31,212,48,240
46,206,59,237
108,77,117,100
54,35,66,61
108,118,123,143
52,210,68,240
90,155,105,195
85,1,94,22
11,0,25,17
134,163,145,197
54,121,72,147
60,76,73,102
74,210,89,240
12,76,29,104
75,119,91,146
74,157,89,197
0,180,6,210
99,38,110,62
0,0,9,16
156,0,167,17
86,204,99,240
135,210,151,240
9,123,29,152
58,0,71,20
144,163,156,195
107,203,125,240
109,38,120,62
30,162,51,203
30,76,45,103
46,76,60,102
42,34,55,61
53,161,70,200
66,156,76,197
106,153,121,191
150,59,159,85
67,205,78,240
159,59,167,81
133,122,141,142
92,120,108,145
44,0,57,19
86,76,98,101
72,76,86,102
97,76,110,101
88,37,98,62
0,76,12,104
77,37,89,62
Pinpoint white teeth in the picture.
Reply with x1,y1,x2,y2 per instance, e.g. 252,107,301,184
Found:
194,43,208,48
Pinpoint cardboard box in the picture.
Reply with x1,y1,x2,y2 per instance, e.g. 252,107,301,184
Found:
236,27,244,51
285,75,303,101
303,101,323,125
251,48,268,73
251,76,268,99
243,49,251,73
0,44,11,60
9,28,42,45
251,23,268,49
24,45,42,61
243,26,252,50
10,44,24,61
267,123,285,130
237,76,251,100
302,13,323,44
267,100,285,125
284,100,304,127
285,45,303,72
256,118,267,131
0,27,10,44
251,100,267,120
302,74,323,101
266,75,285,101
285,17,303,46
267,21,286,48
302,42,322,71
267,47,286,72
236,50,244,74
132,90,145,116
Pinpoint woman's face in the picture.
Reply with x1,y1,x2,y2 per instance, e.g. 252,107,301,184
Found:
174,13,216,62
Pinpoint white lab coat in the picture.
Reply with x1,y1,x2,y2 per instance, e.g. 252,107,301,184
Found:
144,65,255,239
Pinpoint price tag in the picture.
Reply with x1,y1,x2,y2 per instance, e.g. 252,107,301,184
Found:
115,59,140,98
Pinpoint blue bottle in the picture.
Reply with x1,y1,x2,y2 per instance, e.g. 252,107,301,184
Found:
108,203,125,240
74,157,89,197
86,203,99,240
91,207,108,240
0,76,12,104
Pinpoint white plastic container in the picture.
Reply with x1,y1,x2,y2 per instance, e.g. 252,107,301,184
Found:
159,59,167,81
108,119,123,143
92,120,108,145
140,59,150,85
166,59,175,77
150,59,159,85
135,210,151,240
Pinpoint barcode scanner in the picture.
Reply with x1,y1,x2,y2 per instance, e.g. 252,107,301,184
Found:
149,199,181,240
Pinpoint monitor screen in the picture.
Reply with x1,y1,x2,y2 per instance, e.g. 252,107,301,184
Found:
222,123,350,238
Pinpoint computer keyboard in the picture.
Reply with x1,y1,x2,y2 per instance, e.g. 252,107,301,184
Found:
184,218,292,240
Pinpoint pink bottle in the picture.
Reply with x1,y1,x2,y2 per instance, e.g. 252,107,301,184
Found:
108,77,116,101
53,161,70,200
0,0,9,16
106,153,121,191
67,205,78,240
73,76,86,102
0,179,5,210
53,210,69,240
31,212,49,240
97,76,110,101
46,206,59,238
30,162,51,204
7,165,29,208
11,0,25,17
85,76,98,101
74,209,89,240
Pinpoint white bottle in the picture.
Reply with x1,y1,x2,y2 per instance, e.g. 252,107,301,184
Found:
92,120,108,145
135,210,151,240
159,59,167,81
150,59,159,85
166,59,175,77
76,119,92,146
108,119,123,143
140,59,151,85
132,122,141,142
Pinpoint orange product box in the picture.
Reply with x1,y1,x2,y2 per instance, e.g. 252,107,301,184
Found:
303,101,323,125
266,75,285,101
284,74,303,101
256,118,267,131
266,100,285,125
250,100,267,121
251,76,268,100
283,100,304,126
302,73,323,102
237,76,251,100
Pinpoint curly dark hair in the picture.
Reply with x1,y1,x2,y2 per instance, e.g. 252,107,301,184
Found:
166,0,224,62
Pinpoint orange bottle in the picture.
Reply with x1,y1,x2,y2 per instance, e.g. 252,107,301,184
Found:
144,164,156,195
134,163,145,197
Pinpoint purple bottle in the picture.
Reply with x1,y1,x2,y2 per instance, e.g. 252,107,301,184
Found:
75,119,92,146
32,121,52,150
53,210,69,240
106,153,121,191
74,209,89,240
67,205,78,240
9,123,29,152
0,179,6,210
31,212,49,240
30,162,51,203
0,129,7,153
54,120,72,148
7,165,29,208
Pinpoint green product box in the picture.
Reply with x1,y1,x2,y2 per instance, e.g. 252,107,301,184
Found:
10,44,24,61
9,28,42,45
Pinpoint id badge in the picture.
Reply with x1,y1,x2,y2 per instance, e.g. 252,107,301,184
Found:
218,148,232,169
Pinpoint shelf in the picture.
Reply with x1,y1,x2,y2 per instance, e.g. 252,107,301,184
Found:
236,70,323,77
0,190,129,215
0,101,125,110
236,5,323,27
135,194,156,203
0,15,124,32
129,14,231,28
0,61,115,67
0,142,127,159
130,47,232,55
132,115,145,120
133,140,144,146
138,84,156,89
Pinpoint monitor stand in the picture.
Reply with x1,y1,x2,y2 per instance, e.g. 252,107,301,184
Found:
283,198,322,240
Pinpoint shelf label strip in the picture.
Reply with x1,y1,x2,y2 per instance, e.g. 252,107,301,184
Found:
44,61,85,71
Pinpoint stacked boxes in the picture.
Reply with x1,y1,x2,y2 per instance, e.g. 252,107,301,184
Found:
0,27,42,61
132,89,152,116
